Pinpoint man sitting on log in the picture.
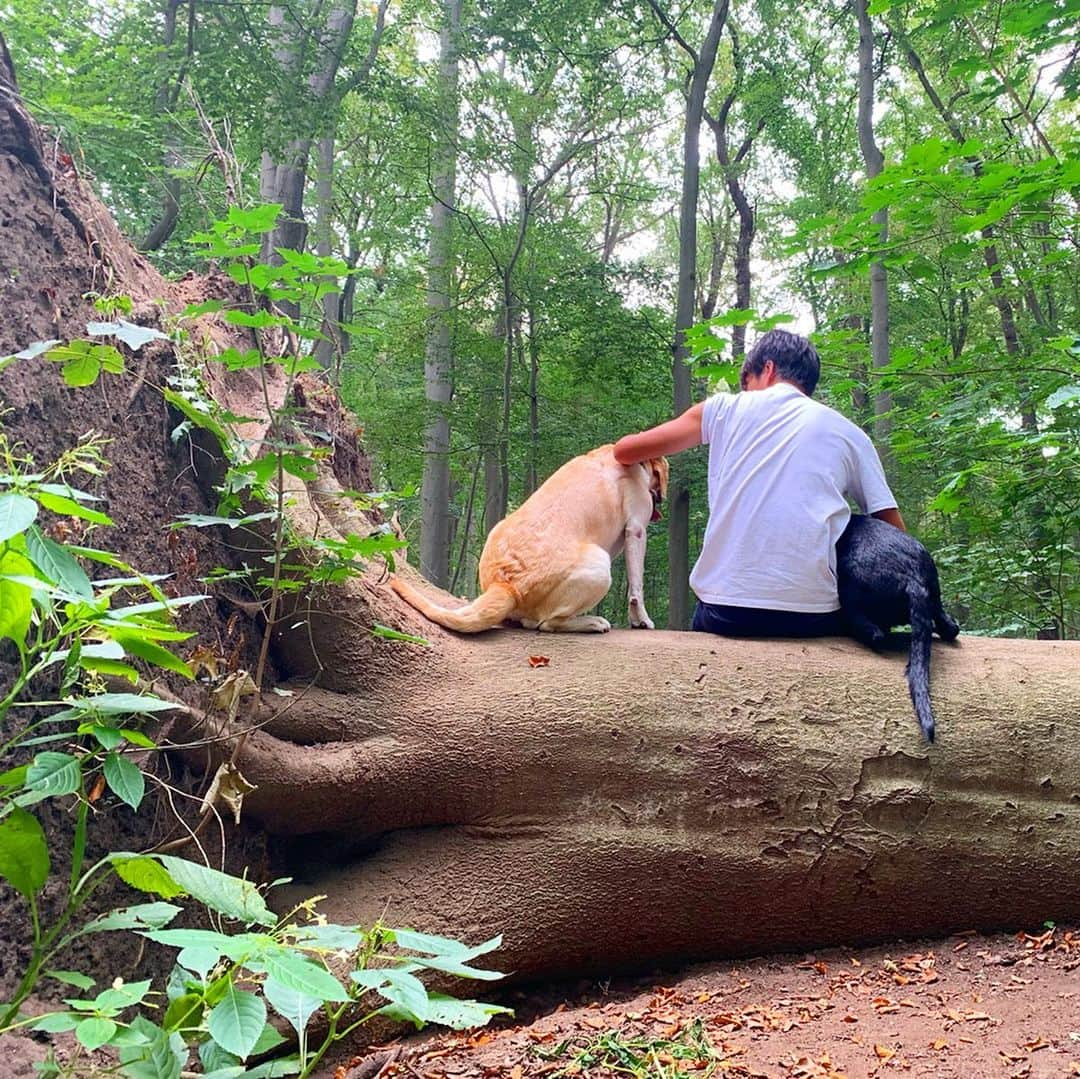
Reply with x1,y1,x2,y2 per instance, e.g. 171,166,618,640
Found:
613,329,904,637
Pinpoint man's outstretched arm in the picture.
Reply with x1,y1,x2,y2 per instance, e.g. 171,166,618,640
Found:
614,401,706,465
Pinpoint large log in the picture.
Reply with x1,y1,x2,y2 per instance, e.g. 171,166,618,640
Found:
253,628,1080,981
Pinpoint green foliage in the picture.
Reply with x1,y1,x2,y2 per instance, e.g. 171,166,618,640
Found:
0,431,507,1076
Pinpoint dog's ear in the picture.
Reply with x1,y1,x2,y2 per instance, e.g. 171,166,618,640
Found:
649,457,670,500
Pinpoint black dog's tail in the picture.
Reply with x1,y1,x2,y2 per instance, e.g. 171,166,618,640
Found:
906,584,936,742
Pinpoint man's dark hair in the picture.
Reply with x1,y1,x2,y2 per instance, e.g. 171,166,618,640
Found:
739,329,820,396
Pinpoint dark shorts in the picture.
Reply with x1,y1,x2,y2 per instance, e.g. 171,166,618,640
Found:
692,601,845,638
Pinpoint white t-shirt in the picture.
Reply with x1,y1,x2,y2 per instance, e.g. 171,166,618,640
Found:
689,383,897,612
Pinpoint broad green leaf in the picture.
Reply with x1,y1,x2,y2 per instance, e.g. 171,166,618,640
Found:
254,949,349,1003
262,976,321,1038
111,855,185,898
162,992,204,1035
82,724,124,750
117,1015,185,1079
0,492,37,542
352,967,429,1022
207,981,267,1059
423,993,513,1029
67,692,183,715
76,1015,118,1051
245,1059,303,1078
104,753,146,810
0,808,50,898
113,634,193,678
26,751,82,797
391,929,502,959
176,944,222,979
140,928,268,964
45,969,96,990
30,1012,79,1033
79,901,182,934
157,855,275,926
162,388,230,444
3,338,60,363
24,526,93,600
0,546,34,643
34,491,112,525
86,320,169,351
227,203,282,233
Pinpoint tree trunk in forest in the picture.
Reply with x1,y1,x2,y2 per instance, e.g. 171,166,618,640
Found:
139,0,190,252
649,0,729,630
419,0,463,588
705,27,763,359
525,309,540,496
312,134,345,375
854,0,893,464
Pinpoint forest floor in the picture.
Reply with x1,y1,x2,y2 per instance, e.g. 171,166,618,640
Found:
332,924,1080,1079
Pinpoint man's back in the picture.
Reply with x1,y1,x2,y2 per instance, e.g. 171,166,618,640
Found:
691,383,895,612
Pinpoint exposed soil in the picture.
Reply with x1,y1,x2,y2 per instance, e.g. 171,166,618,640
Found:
336,926,1080,1079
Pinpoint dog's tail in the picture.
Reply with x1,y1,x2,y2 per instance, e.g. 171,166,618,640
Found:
390,576,517,633
905,583,936,743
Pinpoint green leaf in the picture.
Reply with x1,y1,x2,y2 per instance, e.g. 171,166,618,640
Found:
24,526,93,600
30,1012,79,1033
227,203,282,233
82,723,124,750
76,1015,118,1051
0,545,34,643
117,1015,185,1079
262,976,321,1038
104,753,146,810
0,808,50,898
157,855,275,926
111,855,185,899
162,992,204,1035
120,728,158,749
423,993,513,1029
0,492,37,542
80,901,182,934
207,981,267,1059
352,967,429,1023
370,624,429,645
113,634,193,679
68,692,183,715
245,1060,303,1078
86,320,169,352
255,949,349,1003
45,969,96,990
34,490,112,525
26,751,82,797
162,388,230,444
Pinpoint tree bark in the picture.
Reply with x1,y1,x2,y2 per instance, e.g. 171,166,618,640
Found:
419,0,462,588
649,0,729,630
854,0,893,463
220,622,1080,984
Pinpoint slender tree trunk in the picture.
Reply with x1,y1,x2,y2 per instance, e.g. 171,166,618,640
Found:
525,309,540,497
855,0,892,460
705,28,762,359
418,0,462,587
654,0,729,630
139,0,190,252
312,134,343,375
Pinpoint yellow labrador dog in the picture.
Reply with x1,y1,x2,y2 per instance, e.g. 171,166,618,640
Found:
390,445,669,633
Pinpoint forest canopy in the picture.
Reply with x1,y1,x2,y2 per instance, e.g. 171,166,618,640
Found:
5,0,1077,636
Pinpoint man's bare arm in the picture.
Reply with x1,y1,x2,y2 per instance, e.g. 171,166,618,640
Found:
614,402,706,465
872,506,906,531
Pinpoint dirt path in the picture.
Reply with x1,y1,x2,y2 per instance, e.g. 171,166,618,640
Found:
336,926,1080,1079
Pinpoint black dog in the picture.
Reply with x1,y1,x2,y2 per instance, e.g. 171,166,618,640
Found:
836,515,959,742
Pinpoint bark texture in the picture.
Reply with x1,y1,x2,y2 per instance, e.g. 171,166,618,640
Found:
255,628,1080,983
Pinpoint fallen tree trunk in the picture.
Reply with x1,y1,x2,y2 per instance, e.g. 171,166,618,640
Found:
215,618,1080,981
